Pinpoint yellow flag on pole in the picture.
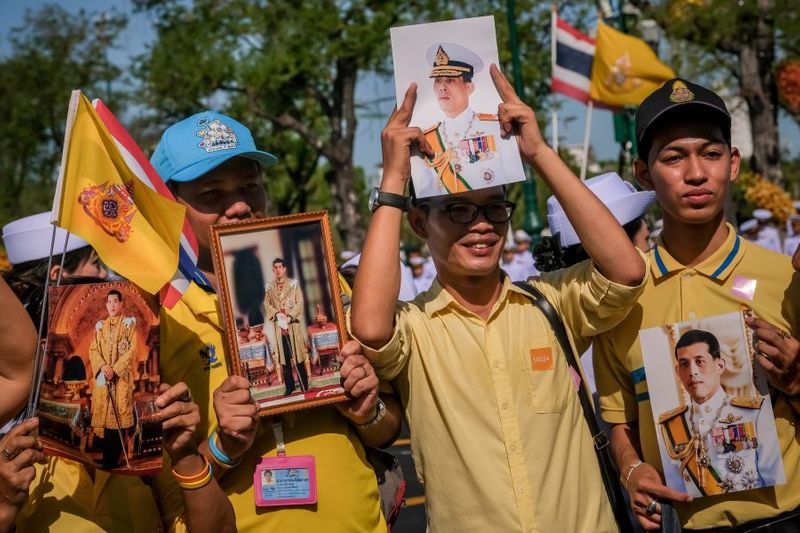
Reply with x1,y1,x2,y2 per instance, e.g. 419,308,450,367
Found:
51,91,184,294
589,21,676,107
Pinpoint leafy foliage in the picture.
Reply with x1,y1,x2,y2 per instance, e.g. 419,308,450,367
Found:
0,4,126,230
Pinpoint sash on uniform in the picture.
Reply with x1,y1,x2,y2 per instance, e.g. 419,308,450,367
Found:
660,410,725,496
422,125,472,194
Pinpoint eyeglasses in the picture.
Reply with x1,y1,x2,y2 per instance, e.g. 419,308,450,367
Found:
420,200,516,224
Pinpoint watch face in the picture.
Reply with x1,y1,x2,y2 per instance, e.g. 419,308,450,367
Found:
368,187,380,212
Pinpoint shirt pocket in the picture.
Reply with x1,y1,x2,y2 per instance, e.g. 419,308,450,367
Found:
519,344,570,414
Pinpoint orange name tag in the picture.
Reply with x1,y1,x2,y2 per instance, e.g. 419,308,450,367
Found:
529,347,553,371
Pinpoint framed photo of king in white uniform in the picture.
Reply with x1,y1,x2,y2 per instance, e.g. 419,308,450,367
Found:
210,211,348,417
640,310,785,497
390,16,527,199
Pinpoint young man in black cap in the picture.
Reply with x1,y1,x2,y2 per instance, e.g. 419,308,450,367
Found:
593,78,800,531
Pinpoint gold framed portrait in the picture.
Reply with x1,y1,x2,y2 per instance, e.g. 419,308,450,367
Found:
210,211,347,416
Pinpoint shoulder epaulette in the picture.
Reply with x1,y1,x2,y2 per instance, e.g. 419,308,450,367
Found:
476,113,498,121
730,396,764,409
95,320,104,331
658,404,688,423
122,316,136,328
423,122,441,134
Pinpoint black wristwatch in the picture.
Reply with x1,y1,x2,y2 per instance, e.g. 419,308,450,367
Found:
369,187,409,213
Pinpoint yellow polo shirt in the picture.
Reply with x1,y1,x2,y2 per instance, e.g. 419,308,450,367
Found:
594,224,800,529
354,258,647,533
16,458,163,532
156,282,385,533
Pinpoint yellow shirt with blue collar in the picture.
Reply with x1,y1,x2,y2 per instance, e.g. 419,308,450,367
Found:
155,281,386,533
353,256,648,533
594,223,800,529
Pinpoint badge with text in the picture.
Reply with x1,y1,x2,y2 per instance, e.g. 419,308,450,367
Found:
529,347,553,371
254,455,317,507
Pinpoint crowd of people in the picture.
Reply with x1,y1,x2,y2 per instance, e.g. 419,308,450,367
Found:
0,61,798,533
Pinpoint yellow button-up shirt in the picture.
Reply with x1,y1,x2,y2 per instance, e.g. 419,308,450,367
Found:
16,458,163,532
356,259,647,533
157,282,386,533
594,225,800,529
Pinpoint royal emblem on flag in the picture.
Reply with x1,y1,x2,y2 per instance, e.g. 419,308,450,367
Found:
78,181,138,243
197,118,238,152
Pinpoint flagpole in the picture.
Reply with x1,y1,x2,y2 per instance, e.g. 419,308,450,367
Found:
550,3,559,152
580,100,594,181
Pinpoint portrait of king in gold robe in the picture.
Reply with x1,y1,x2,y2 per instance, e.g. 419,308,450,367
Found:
89,289,136,469
263,257,309,396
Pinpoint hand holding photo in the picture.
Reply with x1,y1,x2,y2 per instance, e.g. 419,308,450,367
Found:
390,16,526,198
640,311,785,498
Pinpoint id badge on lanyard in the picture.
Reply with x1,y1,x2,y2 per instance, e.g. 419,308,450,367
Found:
254,418,317,507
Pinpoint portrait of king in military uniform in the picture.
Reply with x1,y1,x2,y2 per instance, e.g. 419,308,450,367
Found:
390,17,526,198
641,313,785,498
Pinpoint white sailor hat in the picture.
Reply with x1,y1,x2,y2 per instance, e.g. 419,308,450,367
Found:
547,172,656,247
752,208,773,221
2,212,89,266
513,229,532,242
339,250,356,262
504,240,517,251
409,256,426,266
427,42,483,79
739,219,758,232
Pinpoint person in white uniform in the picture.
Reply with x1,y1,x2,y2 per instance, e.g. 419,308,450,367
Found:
417,42,523,197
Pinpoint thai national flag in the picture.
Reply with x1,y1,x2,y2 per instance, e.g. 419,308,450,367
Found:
93,100,211,308
552,16,595,104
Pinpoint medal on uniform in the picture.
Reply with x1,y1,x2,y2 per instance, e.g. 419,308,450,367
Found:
254,419,317,507
726,454,744,474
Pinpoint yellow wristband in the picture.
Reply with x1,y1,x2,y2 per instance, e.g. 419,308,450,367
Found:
177,466,213,490
172,455,211,484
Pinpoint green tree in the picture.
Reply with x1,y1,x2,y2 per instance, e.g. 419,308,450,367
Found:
0,4,126,229
134,0,592,248
631,0,800,185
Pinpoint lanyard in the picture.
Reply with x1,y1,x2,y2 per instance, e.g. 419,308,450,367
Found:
271,417,286,457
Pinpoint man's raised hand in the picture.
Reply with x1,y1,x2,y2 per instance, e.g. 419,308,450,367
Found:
490,64,548,165
380,83,434,188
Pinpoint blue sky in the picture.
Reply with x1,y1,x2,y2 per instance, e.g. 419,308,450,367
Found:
3,0,798,182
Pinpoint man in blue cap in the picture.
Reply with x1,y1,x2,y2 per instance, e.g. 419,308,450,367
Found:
150,110,402,532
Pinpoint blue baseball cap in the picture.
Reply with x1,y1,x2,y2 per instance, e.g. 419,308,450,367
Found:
151,110,278,183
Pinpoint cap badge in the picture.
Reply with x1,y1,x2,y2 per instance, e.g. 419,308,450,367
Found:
197,118,239,153
78,181,137,242
669,81,695,103
434,46,450,66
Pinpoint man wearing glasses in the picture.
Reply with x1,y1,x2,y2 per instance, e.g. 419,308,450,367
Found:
350,66,649,533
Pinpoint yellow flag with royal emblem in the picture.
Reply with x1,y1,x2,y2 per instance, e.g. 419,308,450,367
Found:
51,91,184,294
589,21,676,107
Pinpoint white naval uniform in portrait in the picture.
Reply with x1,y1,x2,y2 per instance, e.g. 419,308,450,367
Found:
418,107,523,197
660,387,784,497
